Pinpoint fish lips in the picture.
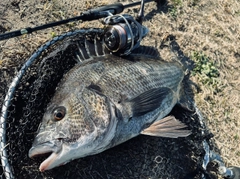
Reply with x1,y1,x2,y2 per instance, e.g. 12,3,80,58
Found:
28,140,63,172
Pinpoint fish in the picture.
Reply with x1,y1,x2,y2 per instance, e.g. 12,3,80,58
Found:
28,46,191,172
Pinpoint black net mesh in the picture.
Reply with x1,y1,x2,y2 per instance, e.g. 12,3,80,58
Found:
0,28,219,179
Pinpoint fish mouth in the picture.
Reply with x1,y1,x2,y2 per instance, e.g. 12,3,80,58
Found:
29,140,62,172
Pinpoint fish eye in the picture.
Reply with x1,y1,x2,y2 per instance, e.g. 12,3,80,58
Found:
53,106,66,121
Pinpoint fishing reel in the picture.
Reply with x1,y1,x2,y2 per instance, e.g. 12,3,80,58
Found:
102,14,149,55
102,0,148,56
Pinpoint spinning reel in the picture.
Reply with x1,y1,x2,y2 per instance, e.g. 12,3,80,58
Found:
102,0,148,55
0,0,240,179
103,14,148,55
0,0,150,56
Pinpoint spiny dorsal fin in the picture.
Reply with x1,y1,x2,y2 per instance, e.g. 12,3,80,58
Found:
75,37,108,63
130,46,160,59
85,38,97,57
141,116,191,138
76,40,89,61
94,36,106,56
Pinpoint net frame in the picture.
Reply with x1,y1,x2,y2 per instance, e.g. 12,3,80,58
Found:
0,28,104,179
0,27,226,179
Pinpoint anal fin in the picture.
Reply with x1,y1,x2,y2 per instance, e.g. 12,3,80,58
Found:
141,116,191,138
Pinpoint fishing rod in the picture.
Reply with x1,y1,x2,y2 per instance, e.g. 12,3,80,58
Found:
1,0,240,178
0,1,157,178
0,0,157,41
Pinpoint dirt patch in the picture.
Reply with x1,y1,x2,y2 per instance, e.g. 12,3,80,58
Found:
0,0,239,177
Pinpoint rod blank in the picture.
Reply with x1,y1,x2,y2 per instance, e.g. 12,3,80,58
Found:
0,0,156,41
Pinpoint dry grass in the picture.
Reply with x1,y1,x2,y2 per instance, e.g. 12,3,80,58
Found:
161,0,240,167
0,0,239,173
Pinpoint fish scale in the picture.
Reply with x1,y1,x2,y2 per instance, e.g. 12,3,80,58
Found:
29,51,191,172
56,56,183,102
81,88,110,129
92,57,183,102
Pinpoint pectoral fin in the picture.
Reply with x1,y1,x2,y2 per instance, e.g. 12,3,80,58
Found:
127,87,172,117
141,116,191,138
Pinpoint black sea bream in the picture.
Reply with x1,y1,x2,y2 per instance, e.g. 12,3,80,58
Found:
29,48,191,172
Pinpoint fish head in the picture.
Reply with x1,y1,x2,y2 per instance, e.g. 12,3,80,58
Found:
29,87,118,171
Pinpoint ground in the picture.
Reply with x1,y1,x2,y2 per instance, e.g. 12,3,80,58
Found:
0,0,239,176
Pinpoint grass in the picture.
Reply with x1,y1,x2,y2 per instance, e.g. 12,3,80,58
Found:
169,0,182,18
191,51,220,90
0,0,240,177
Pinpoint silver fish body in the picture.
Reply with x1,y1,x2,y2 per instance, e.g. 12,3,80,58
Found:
29,53,190,171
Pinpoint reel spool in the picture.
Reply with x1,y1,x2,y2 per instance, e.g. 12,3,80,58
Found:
0,28,216,179
1,0,239,178
103,15,149,55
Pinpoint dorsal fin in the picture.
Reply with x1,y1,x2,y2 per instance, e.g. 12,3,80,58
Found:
85,39,97,57
76,40,90,61
130,46,160,59
75,36,108,63
177,81,195,112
